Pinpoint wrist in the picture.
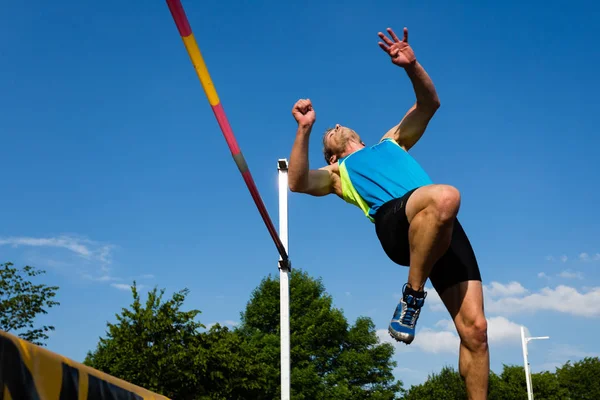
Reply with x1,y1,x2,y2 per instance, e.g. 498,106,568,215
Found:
403,59,418,72
297,124,313,134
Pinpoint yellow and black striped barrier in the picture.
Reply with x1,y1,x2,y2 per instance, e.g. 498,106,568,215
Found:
0,330,169,400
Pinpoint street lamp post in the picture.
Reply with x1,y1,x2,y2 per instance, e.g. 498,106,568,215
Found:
520,326,549,400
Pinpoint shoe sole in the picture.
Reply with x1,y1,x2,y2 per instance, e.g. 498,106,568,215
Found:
388,328,414,345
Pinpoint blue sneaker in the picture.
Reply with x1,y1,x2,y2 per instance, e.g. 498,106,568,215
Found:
388,284,427,344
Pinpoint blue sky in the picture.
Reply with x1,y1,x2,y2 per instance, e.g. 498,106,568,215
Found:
1,0,599,390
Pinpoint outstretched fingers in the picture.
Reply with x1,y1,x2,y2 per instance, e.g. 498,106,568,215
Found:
402,27,408,42
379,30,394,44
378,27,408,53
387,27,402,42
378,41,389,53
386,27,408,42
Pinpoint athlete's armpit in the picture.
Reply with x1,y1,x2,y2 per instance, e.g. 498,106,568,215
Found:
381,102,439,150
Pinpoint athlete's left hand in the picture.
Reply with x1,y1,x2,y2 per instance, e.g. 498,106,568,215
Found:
378,27,416,68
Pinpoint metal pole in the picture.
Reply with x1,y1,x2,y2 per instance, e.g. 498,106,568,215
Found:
521,326,533,400
278,158,291,400
521,326,550,400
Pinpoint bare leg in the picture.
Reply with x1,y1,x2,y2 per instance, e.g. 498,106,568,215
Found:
440,280,489,400
405,184,461,290
387,184,462,344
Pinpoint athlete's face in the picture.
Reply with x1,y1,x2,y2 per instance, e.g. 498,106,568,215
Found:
323,124,363,164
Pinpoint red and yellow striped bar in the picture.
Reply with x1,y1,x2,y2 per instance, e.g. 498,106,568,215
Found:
165,0,289,263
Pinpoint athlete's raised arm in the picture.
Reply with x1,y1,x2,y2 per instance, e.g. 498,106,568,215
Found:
379,27,440,151
288,99,340,197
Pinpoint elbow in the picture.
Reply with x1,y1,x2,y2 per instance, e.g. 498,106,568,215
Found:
428,98,441,112
418,98,440,116
288,180,305,193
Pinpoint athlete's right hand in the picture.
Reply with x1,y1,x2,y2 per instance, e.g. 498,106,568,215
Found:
292,98,316,128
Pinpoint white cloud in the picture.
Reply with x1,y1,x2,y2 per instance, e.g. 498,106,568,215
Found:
435,319,455,331
376,329,396,345
426,316,525,347
379,316,525,355
548,343,600,360
482,280,600,318
423,287,445,312
487,316,527,344
538,272,550,280
377,325,460,355
0,234,123,284
0,235,114,264
83,274,121,282
558,269,583,279
412,282,529,313
484,281,528,297
486,285,600,318
111,283,146,291
414,328,460,354
547,252,600,263
537,344,600,373
111,283,133,291
578,252,600,262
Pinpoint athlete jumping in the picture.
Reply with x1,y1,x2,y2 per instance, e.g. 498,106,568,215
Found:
288,27,489,398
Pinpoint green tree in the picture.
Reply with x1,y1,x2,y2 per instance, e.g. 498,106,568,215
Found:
488,364,527,400
0,262,59,346
84,283,207,399
402,366,466,400
531,370,568,400
556,357,600,399
488,364,566,400
238,268,403,399
199,323,270,399
84,283,264,400
404,363,571,400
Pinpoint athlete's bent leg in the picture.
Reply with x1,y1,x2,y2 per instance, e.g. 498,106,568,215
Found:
380,184,461,344
440,280,489,400
404,184,461,290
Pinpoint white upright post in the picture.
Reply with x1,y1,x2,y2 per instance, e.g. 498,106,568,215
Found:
521,326,533,400
277,158,291,400
521,326,550,400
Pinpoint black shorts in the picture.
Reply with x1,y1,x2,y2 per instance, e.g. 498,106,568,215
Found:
374,188,482,295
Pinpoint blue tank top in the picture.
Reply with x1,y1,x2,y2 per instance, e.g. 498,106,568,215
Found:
338,138,433,221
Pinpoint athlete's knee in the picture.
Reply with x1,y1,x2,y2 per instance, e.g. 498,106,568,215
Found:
406,184,461,224
430,185,461,223
458,312,488,353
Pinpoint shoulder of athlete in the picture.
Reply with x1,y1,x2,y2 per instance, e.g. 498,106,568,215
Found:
319,163,343,198
380,129,409,151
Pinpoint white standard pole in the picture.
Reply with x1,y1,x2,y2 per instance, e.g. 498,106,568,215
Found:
277,158,291,400
521,326,533,400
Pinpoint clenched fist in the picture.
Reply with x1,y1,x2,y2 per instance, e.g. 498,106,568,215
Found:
292,98,316,128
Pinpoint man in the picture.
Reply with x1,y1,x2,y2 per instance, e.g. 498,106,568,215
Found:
288,27,489,398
